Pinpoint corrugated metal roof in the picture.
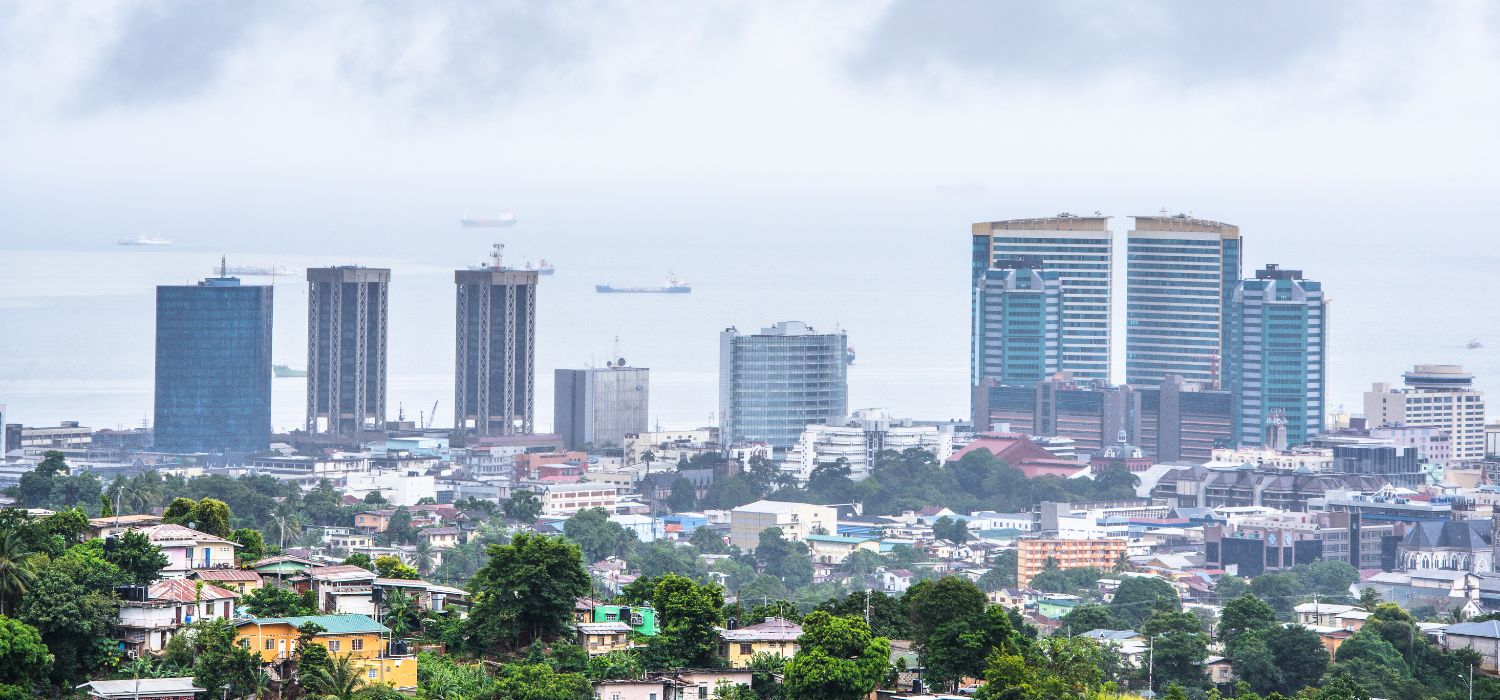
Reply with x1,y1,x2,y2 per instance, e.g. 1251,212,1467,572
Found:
78,678,205,697
237,614,389,635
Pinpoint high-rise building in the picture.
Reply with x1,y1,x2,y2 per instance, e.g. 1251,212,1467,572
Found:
455,258,538,437
0,404,6,458
1365,365,1487,460
971,256,1062,387
305,266,390,436
1227,265,1327,448
719,321,848,450
972,215,1112,382
783,408,955,482
554,364,650,451
154,276,272,453
1125,214,1242,387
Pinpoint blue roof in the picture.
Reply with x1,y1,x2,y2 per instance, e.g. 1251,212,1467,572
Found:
805,534,872,544
236,614,389,635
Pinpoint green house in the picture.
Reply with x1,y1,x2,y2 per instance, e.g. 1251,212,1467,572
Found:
593,605,658,636
1036,597,1081,620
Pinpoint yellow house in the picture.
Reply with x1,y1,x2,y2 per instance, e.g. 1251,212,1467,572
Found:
234,614,416,690
577,621,634,656
718,618,801,668
190,569,264,595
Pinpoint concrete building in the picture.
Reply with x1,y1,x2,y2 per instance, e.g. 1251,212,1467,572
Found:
782,408,953,482
972,215,1113,382
16,421,92,458
1015,537,1128,587
719,322,847,450
728,500,838,550
1330,440,1424,489
1365,365,1487,461
305,266,390,436
971,256,1062,387
1227,265,1326,448
154,274,272,453
1125,214,1242,387
455,249,538,436
622,428,719,465
554,365,649,451
537,482,621,516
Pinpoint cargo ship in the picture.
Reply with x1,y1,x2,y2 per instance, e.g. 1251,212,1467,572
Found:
523,259,555,275
216,265,294,276
273,364,306,378
596,273,691,294
460,211,516,228
118,235,172,246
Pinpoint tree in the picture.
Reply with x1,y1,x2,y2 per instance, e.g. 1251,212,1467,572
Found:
98,494,113,518
18,546,122,689
230,528,265,564
162,497,196,525
565,508,637,563
464,533,591,652
905,577,1015,690
503,490,543,522
1250,572,1302,615
1060,604,1122,633
586,650,643,681
1141,609,1210,692
343,552,374,571
932,516,969,543
295,622,333,695
1293,560,1360,599
307,652,366,700
192,498,233,538
384,506,415,546
976,552,1016,592
486,662,592,700
1216,575,1251,601
755,528,813,589
383,589,421,638
816,591,910,640
104,529,168,586
1262,624,1327,695
0,615,51,688
0,527,41,616
413,539,435,575
17,452,68,507
1229,631,1282,695
363,491,389,505
667,478,698,512
634,541,703,579
245,585,317,617
1220,594,1278,651
183,618,262,699
783,611,891,700
646,574,724,669
1108,576,1179,628
375,555,419,580
690,526,729,554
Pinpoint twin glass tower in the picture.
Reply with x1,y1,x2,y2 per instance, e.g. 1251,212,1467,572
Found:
971,213,1326,448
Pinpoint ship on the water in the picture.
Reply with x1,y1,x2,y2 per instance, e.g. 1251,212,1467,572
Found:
216,264,294,276
523,259,555,275
596,273,691,294
1469,339,1484,350
273,364,306,378
460,211,517,228
118,235,172,246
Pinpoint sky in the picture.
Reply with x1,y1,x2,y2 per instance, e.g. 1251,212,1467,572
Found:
3,1,1500,428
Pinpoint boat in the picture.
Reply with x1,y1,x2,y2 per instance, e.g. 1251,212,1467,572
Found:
846,347,856,365
527,259,555,275
460,211,517,228
273,365,306,378
118,235,172,246
217,265,294,276
596,273,691,294
1469,339,1484,350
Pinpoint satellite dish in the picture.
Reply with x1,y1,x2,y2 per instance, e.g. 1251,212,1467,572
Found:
617,357,627,367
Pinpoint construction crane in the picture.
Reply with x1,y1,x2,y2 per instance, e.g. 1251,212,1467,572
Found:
426,401,439,429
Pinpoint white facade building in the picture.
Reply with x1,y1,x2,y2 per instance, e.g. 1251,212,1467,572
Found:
782,408,953,482
609,513,665,543
341,470,437,506
538,482,621,516
729,500,839,550
1365,365,1487,460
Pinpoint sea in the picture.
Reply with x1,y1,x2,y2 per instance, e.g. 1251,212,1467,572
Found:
2,226,1497,436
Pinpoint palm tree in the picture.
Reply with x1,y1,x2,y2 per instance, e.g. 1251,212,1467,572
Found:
0,527,42,615
310,653,365,700
383,589,420,639
413,540,434,575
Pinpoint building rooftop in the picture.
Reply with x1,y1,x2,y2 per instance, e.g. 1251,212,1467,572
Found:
720,617,802,642
78,678,206,698
237,614,389,635
148,578,238,603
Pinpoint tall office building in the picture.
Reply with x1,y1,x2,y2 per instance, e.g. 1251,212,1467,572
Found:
972,215,1112,382
555,365,650,451
972,256,1062,386
1125,214,1242,387
1226,265,1327,448
719,321,848,450
154,275,272,453
455,260,538,436
1365,365,1487,460
306,266,390,436
0,404,6,458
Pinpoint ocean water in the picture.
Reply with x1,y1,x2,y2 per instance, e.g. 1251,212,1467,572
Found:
1,230,1497,434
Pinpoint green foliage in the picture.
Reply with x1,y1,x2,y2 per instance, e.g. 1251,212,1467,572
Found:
180,618,262,699
700,474,763,510
375,555,420,580
1216,574,1252,601
690,526,729,554
417,650,492,698
343,552,374,571
563,507,637,563
464,533,591,652
1059,604,1121,633
1107,576,1179,628
585,650,643,680
633,541,703,579
905,577,1021,690
0,614,52,688
483,662,592,700
1250,572,1303,614
645,574,724,669
755,527,813,589
815,591,910,639
104,528,168,586
503,490,543,522
976,552,1016,592
230,528,265,563
932,516,969,543
1263,625,1328,695
1292,560,1360,598
783,611,891,700
16,453,103,514
0,521,43,616
192,498,233,538
849,448,1138,518
18,544,122,688
667,478,698,512
245,584,318,617
1221,594,1278,649
1142,609,1209,692
383,506,416,546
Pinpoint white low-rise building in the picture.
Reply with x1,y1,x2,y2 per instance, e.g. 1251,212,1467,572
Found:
119,579,239,656
729,500,839,550
538,482,621,516
782,408,953,482
341,470,437,506
610,514,665,543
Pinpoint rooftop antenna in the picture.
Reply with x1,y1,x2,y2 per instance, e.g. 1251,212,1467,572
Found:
220,255,227,278
489,243,505,269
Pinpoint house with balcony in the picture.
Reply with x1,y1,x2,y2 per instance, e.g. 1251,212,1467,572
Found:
118,579,239,656
717,618,801,668
592,670,753,700
234,614,417,690
578,621,634,656
139,524,240,577
189,569,263,596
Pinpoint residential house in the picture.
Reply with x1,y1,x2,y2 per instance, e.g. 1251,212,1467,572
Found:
251,555,318,578
234,614,417,690
805,534,879,565
418,527,462,550
86,514,164,540
610,514,665,543
728,500,838,550
355,510,393,533
592,670,753,700
189,569,263,596
1294,603,1359,628
1205,656,1235,685
119,579,239,656
1036,596,1083,620
718,618,801,668
1444,620,1500,674
328,532,375,550
578,621,634,655
140,524,241,577
300,565,379,615
78,678,205,700
880,569,915,594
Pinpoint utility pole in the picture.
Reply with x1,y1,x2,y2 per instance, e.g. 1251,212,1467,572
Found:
1147,634,1154,695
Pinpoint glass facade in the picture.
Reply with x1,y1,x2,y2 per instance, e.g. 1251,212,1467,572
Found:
973,217,1113,382
1227,266,1326,447
972,259,1061,386
1125,216,1242,387
719,322,848,449
153,277,273,453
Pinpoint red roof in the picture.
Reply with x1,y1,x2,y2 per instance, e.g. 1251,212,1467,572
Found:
950,433,1085,478
1012,458,1088,479
192,569,263,582
150,578,238,603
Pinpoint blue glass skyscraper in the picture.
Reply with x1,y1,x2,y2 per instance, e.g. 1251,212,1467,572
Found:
972,215,1113,382
972,257,1062,386
154,275,273,453
1227,264,1326,447
719,321,848,450
1125,214,1242,387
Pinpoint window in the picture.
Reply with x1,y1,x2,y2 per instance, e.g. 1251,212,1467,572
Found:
328,640,341,652
265,639,275,651
352,638,364,651
368,669,377,679
739,643,753,655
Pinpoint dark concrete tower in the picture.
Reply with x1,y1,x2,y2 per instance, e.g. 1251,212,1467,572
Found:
306,266,390,436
